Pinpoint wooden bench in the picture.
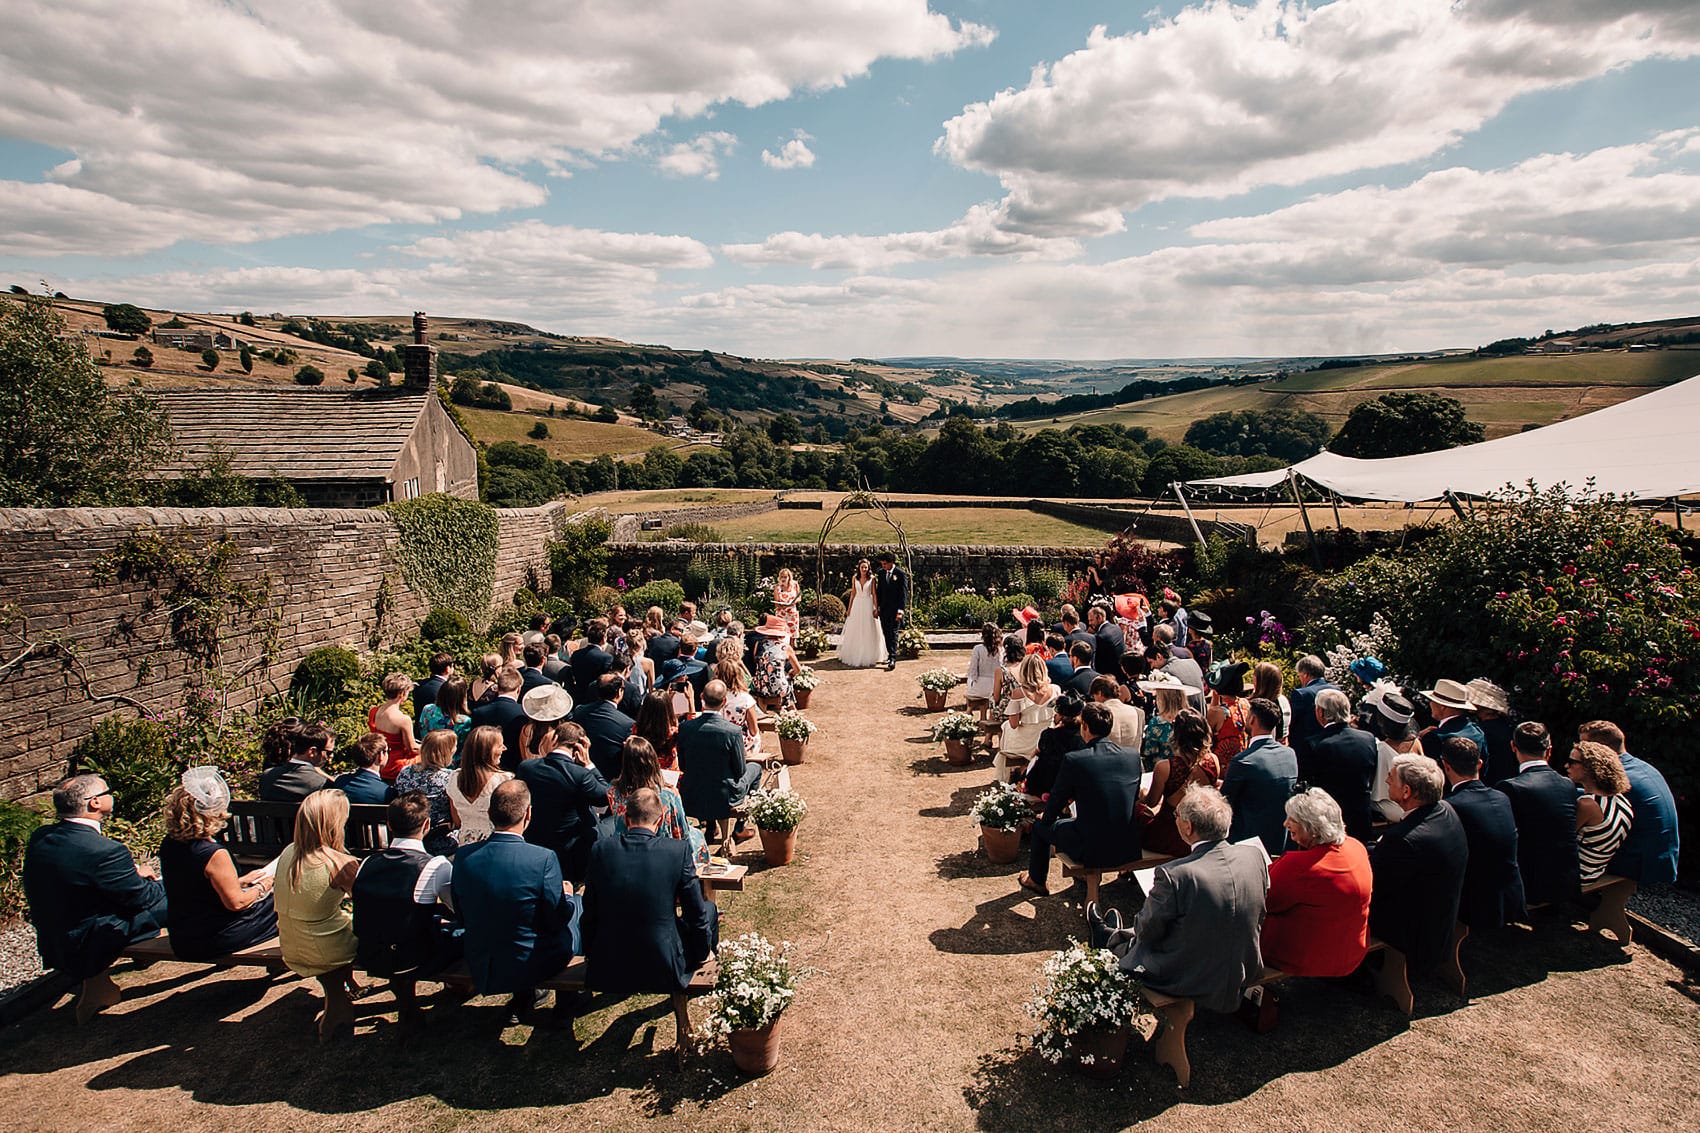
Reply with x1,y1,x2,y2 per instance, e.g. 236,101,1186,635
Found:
1056,850,1176,906
221,800,392,867
1524,874,1637,946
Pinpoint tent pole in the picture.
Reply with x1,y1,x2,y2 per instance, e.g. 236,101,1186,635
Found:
1171,482,1208,548
1443,491,1469,522
1289,471,1321,568
1329,491,1345,531
1674,498,1684,533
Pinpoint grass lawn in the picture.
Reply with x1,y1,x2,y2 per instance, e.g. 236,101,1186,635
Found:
710,506,1110,546
459,406,686,459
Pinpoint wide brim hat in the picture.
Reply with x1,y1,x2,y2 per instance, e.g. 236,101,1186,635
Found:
1422,678,1475,711
1138,671,1201,697
1013,605,1042,628
1189,611,1214,637
1207,660,1251,694
1349,657,1387,684
1362,682,1414,725
522,684,574,721
1466,678,1510,714
753,614,791,638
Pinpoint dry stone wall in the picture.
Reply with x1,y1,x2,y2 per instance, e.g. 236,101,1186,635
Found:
604,540,1099,593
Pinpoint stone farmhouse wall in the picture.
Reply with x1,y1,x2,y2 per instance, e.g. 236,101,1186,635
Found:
0,502,571,801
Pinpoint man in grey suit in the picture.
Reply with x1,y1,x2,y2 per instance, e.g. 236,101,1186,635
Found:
1118,786,1269,1015
1222,698,1298,856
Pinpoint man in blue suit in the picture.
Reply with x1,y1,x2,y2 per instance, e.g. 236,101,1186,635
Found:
1304,689,1379,843
571,674,638,781
515,725,610,886
1439,736,1525,931
1044,634,1074,688
1222,698,1298,856
1494,722,1579,907
1418,679,1488,761
469,667,529,772
1019,704,1143,896
1581,720,1681,886
583,787,719,1058
23,773,169,1022
567,620,615,699
451,780,581,1024
1285,655,1337,765
676,680,763,826
333,734,397,804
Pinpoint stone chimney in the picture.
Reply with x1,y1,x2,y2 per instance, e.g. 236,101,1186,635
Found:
403,309,436,391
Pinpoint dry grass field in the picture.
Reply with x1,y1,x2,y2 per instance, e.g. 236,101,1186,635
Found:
708,507,1108,547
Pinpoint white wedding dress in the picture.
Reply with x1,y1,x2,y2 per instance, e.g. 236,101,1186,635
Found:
838,575,889,668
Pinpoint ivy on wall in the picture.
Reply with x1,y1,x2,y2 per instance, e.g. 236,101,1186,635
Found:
381,494,500,629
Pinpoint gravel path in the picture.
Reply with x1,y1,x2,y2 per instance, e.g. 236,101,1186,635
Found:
0,922,44,997
1631,884,1700,947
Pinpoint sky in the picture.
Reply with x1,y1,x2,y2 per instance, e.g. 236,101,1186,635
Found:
3,0,1700,360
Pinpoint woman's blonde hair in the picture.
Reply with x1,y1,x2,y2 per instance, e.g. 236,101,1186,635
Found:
716,658,749,693
715,637,742,664
164,786,228,842
289,788,350,890
1153,686,1188,721
777,567,794,585
499,632,523,663
458,725,503,801
381,671,413,699
419,729,457,770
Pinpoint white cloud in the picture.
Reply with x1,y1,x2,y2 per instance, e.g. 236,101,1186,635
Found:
656,132,739,180
761,133,817,170
937,0,1700,237
1,1,994,254
721,204,1078,269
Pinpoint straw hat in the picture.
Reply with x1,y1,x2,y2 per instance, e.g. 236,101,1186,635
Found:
522,684,574,721
1138,670,1201,697
753,614,791,638
1422,678,1475,711
1466,678,1510,714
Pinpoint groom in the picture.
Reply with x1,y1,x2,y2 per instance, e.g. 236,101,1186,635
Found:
875,551,909,672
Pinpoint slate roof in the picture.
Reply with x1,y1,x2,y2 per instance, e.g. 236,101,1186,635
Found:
149,386,430,481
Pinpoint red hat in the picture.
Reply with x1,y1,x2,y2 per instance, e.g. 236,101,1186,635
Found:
1013,605,1041,628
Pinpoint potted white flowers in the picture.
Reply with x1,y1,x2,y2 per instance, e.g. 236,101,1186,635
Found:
897,623,929,660
1026,941,1148,1078
747,786,807,865
915,667,957,712
970,781,1027,862
795,625,829,660
700,932,801,1077
930,710,980,765
792,665,819,710
773,710,816,764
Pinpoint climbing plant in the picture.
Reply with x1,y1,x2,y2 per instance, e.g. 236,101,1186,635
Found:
382,494,500,629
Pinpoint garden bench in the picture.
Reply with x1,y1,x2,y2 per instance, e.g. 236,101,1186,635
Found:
1055,850,1175,906
221,800,391,868
1526,874,1636,946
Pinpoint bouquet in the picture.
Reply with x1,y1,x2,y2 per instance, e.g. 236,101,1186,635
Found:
915,667,958,693
747,787,808,832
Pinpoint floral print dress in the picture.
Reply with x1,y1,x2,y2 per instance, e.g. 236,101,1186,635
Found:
751,638,795,707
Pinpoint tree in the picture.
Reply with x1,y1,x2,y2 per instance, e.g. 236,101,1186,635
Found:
593,404,620,424
528,420,550,440
1184,408,1331,462
1329,392,1485,458
202,348,221,370
628,382,661,418
102,302,152,335
132,346,154,368
345,367,359,382
0,295,173,506
294,364,325,386
158,315,186,329
767,412,803,446
238,346,254,372
364,358,390,382
1140,445,1221,496
237,312,257,327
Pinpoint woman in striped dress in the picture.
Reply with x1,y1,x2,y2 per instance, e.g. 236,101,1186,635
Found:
1566,741,1635,883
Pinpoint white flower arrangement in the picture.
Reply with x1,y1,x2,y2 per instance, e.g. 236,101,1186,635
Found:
898,624,930,658
1025,940,1149,1064
915,667,958,693
930,710,980,742
774,709,817,741
969,782,1028,832
792,665,820,691
699,932,800,1038
795,625,830,655
1322,612,1402,688
747,787,808,832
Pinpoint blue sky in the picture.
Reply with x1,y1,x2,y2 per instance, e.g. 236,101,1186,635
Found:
3,1,1699,358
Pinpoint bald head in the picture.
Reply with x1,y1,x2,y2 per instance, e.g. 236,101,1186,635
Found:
701,680,728,710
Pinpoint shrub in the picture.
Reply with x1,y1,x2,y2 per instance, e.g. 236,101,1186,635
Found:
419,607,472,642
0,797,48,920
930,592,992,628
382,495,500,629
290,645,362,708
1015,565,1070,603
898,624,929,659
586,584,624,611
528,420,549,440
663,522,724,542
294,364,325,385
201,348,220,370
699,932,800,1038
809,592,847,624
990,592,1038,626
625,578,685,615
547,515,612,603
71,716,178,822
131,345,154,368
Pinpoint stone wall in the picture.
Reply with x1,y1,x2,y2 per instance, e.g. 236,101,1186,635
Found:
604,540,1099,593
0,501,571,801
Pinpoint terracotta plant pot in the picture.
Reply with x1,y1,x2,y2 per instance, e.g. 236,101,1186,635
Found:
923,688,948,712
980,824,1021,864
1070,1024,1131,1079
758,826,797,865
779,736,808,764
943,737,971,765
729,1017,783,1076
794,687,813,710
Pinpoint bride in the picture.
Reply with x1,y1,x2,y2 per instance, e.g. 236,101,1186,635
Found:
838,558,888,668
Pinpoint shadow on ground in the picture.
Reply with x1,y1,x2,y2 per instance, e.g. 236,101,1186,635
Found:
919,783,989,820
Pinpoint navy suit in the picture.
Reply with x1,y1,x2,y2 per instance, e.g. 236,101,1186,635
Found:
1046,655,1075,688
676,712,760,822
469,696,529,772
1286,677,1339,764
1495,762,1579,906
333,768,396,805
23,821,169,978
519,666,554,695
646,633,681,665
1303,722,1379,843
1609,752,1680,886
1062,666,1098,699
412,674,447,737
515,752,611,885
1222,735,1299,856
568,645,614,698
1369,801,1468,975
1029,738,1143,883
582,828,718,996
572,699,638,781
1091,621,1125,676
1445,778,1525,930
451,832,581,997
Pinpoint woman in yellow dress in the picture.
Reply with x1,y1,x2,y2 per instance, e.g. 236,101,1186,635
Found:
274,789,361,1041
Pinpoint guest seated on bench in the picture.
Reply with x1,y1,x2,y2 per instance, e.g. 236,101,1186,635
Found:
333,733,398,805
275,788,363,1041
1139,709,1219,857
515,720,609,887
1439,737,1525,933
678,681,763,830
1115,786,1269,1015
452,780,582,1026
1579,720,1680,887
258,719,334,802
1019,693,1086,803
352,791,461,1041
1370,754,1467,978
160,769,277,962
1261,788,1371,977
1018,703,1142,897
22,772,170,1022
1565,741,1635,884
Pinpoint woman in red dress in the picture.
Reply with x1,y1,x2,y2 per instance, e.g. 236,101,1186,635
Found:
1261,787,1373,977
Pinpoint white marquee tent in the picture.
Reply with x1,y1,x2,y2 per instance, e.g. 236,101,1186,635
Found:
1185,371,1700,503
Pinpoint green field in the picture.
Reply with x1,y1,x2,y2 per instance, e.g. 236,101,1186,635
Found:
708,506,1110,546
1025,349,1700,440
459,407,688,459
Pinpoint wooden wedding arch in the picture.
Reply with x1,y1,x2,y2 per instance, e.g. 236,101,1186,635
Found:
813,487,913,602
